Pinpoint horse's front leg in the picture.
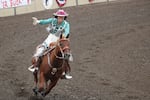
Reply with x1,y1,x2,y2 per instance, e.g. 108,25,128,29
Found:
33,71,38,86
64,60,71,73
42,79,58,97
38,72,45,93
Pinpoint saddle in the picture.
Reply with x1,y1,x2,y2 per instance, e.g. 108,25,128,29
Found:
28,42,56,72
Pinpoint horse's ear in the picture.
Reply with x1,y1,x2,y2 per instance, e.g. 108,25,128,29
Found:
66,34,70,38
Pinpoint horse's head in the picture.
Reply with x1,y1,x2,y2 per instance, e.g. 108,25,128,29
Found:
57,34,71,60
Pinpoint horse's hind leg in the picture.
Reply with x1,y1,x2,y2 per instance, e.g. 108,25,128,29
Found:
33,71,38,95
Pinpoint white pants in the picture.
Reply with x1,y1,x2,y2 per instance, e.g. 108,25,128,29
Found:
34,34,59,57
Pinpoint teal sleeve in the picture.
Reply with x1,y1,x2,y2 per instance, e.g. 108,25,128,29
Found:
64,23,70,37
39,18,53,25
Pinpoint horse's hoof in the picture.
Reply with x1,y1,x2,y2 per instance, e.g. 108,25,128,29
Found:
32,87,38,96
40,91,46,97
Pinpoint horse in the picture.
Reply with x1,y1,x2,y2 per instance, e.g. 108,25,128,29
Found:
32,34,71,97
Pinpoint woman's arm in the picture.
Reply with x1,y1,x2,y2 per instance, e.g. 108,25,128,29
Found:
39,18,54,25
32,17,54,25
63,22,70,37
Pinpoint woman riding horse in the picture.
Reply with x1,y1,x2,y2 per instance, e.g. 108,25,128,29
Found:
28,9,72,79
32,34,71,97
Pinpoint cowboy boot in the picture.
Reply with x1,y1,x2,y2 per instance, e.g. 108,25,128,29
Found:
28,57,39,72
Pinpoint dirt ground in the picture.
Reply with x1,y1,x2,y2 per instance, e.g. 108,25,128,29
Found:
0,0,150,100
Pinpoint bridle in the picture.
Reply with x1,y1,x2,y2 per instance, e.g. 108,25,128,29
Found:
47,38,70,72
54,39,70,60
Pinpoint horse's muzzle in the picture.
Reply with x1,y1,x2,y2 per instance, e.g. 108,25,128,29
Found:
64,53,70,60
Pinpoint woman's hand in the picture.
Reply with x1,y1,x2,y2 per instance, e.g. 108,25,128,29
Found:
32,17,40,25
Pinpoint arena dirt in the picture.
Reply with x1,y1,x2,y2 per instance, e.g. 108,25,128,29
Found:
0,0,150,100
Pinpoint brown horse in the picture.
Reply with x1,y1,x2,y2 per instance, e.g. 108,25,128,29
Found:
32,34,71,97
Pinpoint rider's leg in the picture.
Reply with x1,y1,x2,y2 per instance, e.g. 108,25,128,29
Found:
33,45,45,60
44,34,59,45
33,34,55,62
33,45,45,65
29,45,46,72
29,34,59,73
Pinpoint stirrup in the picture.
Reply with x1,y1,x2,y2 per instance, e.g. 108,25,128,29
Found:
28,65,38,72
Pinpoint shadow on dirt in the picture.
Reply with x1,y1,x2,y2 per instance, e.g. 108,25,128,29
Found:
28,95,44,100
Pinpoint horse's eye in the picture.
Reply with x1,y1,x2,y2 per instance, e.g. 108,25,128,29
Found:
59,43,64,47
